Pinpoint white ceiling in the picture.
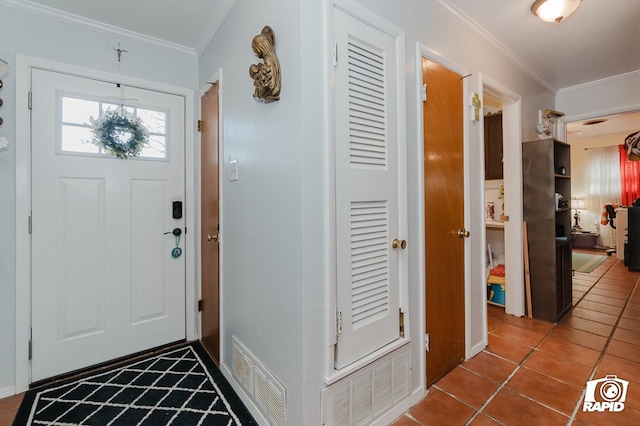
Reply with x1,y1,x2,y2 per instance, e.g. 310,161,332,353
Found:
566,111,640,142
443,0,640,91
5,0,235,54
440,0,640,142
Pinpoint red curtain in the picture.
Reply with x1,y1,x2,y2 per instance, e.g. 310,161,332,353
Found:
619,144,640,205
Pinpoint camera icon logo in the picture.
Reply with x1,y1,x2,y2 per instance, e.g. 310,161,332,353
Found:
583,375,629,412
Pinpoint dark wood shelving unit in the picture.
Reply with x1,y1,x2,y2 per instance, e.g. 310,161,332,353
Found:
523,138,572,323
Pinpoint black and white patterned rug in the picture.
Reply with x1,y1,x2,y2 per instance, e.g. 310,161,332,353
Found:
13,342,256,425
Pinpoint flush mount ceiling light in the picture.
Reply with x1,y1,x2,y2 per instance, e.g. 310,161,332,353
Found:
531,0,582,23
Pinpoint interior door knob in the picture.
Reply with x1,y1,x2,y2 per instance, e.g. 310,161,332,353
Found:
392,238,407,249
207,233,219,242
458,229,470,238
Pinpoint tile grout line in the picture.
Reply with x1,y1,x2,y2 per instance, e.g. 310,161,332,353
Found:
398,255,629,426
463,317,563,424
428,313,513,425
567,273,640,424
466,256,620,425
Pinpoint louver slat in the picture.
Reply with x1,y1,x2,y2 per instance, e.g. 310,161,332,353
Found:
348,41,387,168
351,201,389,329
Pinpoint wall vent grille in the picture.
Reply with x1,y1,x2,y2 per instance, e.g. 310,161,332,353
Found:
232,336,286,426
322,344,411,426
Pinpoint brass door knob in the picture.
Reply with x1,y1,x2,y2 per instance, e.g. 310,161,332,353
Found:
458,229,470,238
392,238,407,249
207,234,219,242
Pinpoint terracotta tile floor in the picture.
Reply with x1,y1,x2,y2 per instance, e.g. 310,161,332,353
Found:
394,252,640,425
2,252,639,425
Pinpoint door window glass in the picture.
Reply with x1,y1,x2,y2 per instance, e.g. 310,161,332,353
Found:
60,95,168,159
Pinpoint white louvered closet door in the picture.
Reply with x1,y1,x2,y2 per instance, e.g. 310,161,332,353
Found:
334,8,406,370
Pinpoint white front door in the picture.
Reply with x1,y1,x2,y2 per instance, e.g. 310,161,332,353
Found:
30,69,186,382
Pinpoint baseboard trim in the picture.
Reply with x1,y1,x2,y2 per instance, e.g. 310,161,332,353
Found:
0,385,16,399
469,340,486,359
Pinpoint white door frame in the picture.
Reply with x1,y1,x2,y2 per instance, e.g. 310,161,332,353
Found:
15,55,197,392
479,74,525,318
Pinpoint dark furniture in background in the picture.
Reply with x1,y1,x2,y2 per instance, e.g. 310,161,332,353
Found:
572,232,598,249
484,112,503,180
523,138,573,323
627,207,640,271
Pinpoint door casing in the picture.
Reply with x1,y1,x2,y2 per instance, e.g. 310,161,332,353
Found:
14,55,197,392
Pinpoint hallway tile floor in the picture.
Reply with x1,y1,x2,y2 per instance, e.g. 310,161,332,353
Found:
393,253,640,425
2,252,639,425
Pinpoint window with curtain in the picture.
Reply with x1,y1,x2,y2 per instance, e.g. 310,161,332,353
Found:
619,144,640,206
588,146,621,248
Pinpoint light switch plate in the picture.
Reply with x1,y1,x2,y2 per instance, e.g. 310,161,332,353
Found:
229,160,238,181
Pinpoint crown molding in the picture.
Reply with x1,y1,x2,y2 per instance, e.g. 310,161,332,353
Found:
0,0,196,56
429,0,557,94
557,69,640,95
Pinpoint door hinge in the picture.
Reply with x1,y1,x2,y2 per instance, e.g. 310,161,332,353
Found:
198,300,203,312
425,333,430,352
197,120,203,132
28,340,32,360
399,309,405,338
333,43,339,66
336,310,343,335
28,214,32,234
421,84,427,102
28,91,32,110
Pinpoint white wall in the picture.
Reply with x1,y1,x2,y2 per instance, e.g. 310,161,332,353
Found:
0,3,197,393
557,71,640,119
198,0,310,423
197,0,557,423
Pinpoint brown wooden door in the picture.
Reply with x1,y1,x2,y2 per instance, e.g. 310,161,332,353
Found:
200,83,220,364
422,57,466,386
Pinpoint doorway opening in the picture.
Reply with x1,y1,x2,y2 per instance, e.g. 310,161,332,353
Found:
481,77,525,320
565,110,640,259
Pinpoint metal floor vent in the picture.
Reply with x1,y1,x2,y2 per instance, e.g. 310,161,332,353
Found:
232,336,286,426
322,344,411,425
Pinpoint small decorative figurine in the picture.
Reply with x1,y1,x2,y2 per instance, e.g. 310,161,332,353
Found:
249,26,281,103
